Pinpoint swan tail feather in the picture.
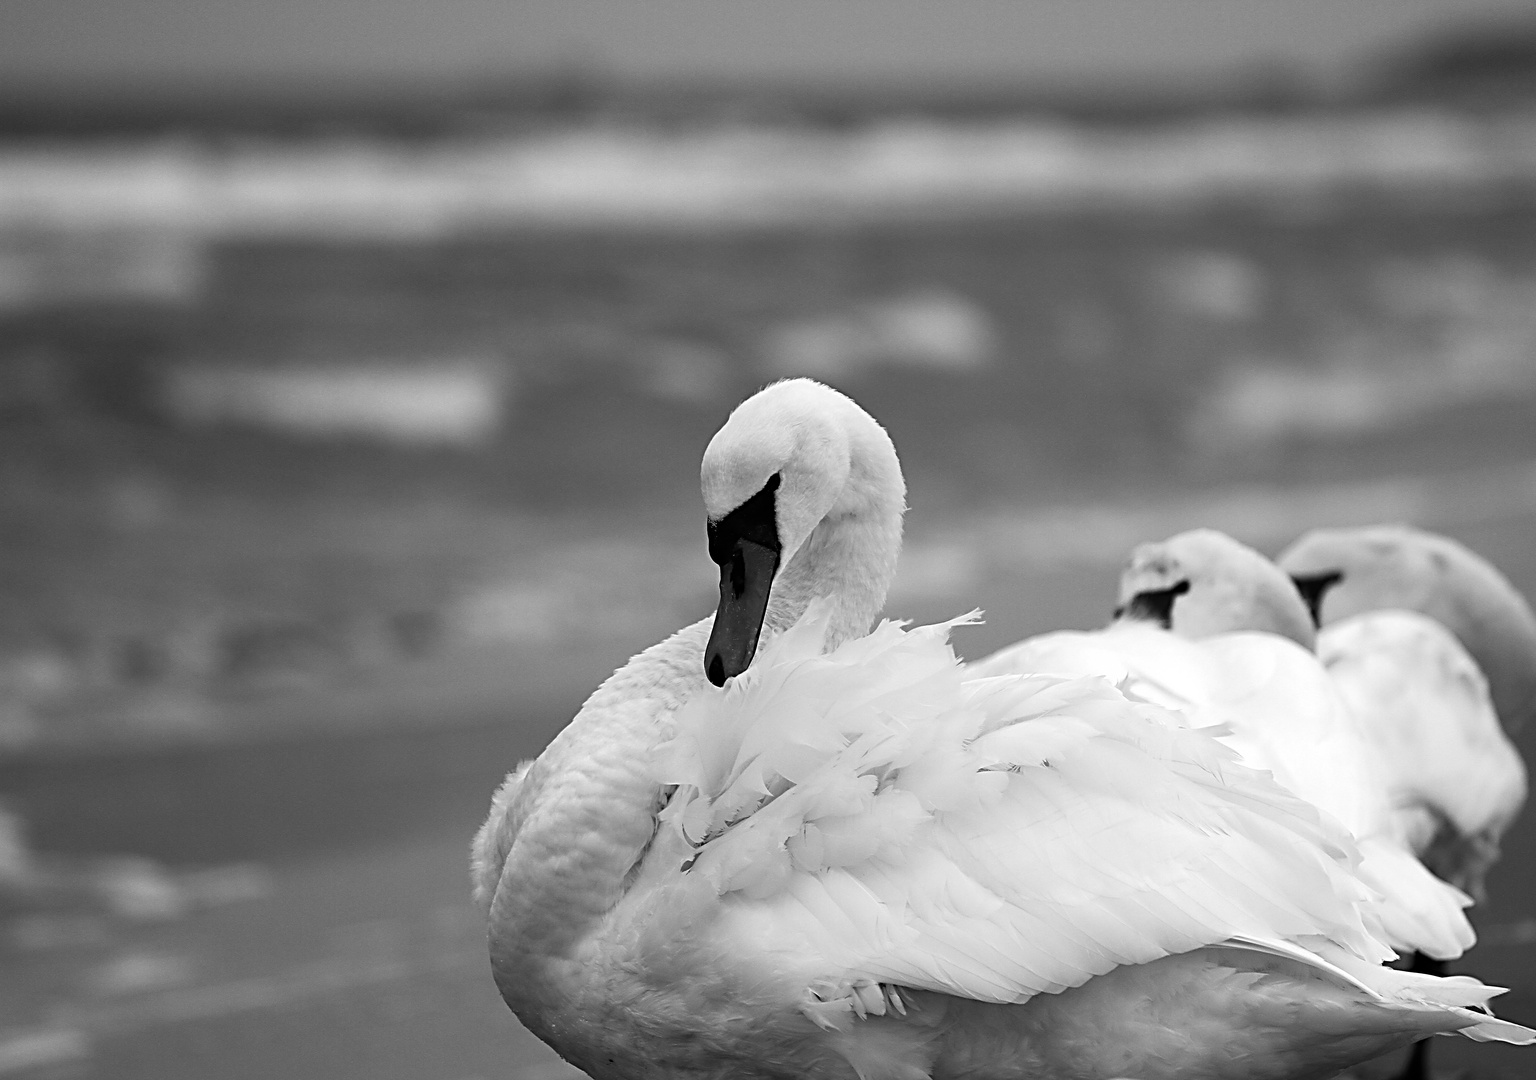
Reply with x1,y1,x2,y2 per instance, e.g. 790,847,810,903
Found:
1218,934,1534,1044
1307,939,1536,1044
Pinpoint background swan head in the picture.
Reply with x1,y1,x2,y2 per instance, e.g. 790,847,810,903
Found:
1115,528,1316,646
1279,524,1536,734
699,378,905,686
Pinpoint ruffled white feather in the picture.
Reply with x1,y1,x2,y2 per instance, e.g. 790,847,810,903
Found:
647,602,1525,1045
974,619,1478,962
479,384,1533,1080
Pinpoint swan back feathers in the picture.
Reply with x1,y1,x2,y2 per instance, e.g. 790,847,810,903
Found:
649,606,1397,1027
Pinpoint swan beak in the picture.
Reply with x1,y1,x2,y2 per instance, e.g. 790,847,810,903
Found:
705,538,780,686
1291,570,1344,627
1121,579,1191,628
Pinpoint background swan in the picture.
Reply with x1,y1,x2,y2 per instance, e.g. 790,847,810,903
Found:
973,528,1477,964
1279,524,1536,737
1278,525,1532,1080
472,381,1530,1080
1315,610,1526,907
1275,525,1529,912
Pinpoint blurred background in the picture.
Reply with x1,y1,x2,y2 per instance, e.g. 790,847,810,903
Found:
4,2,1536,1077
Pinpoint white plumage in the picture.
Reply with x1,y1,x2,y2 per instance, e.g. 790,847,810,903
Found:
1280,524,1536,737
973,529,1479,963
473,384,1531,1080
1317,609,1526,903
1278,525,1533,1080
1278,525,1531,904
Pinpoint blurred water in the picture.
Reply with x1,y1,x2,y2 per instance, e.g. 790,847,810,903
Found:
5,108,1536,234
3,90,1536,1079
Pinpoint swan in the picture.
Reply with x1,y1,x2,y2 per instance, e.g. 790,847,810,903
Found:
1312,610,1526,905
973,528,1478,965
472,381,1531,1080
1279,524,1536,737
1278,525,1532,1080
1275,525,1530,913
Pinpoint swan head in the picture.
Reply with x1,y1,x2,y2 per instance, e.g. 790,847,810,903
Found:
1280,524,1465,627
1115,528,1315,647
1278,524,1536,734
699,379,904,686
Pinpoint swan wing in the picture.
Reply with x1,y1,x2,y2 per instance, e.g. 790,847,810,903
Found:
970,623,1215,716
978,622,1476,960
982,625,1387,839
651,608,1394,1026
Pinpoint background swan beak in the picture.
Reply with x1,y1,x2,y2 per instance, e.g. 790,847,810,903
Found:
705,538,779,686
1121,579,1191,628
1291,570,1344,627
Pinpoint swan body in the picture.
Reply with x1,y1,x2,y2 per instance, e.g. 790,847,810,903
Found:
1317,609,1526,902
1277,525,1530,903
1275,526,1533,1080
473,385,1530,1080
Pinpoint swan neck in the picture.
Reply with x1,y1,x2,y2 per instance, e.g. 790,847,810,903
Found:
767,505,902,648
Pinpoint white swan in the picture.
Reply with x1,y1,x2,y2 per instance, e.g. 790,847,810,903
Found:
472,382,1531,1080
1277,525,1530,905
1279,525,1532,1080
1315,610,1526,905
973,528,1477,963
1280,524,1536,737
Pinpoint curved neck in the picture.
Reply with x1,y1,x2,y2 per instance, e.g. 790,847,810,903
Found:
487,419,904,1011
486,501,900,983
766,397,905,648
766,501,903,649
